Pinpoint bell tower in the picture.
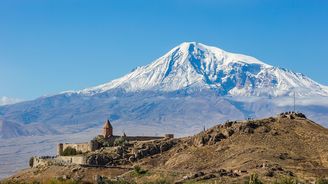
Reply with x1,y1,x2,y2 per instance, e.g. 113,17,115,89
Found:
102,119,113,138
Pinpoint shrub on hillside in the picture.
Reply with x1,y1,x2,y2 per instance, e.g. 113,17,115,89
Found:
106,179,132,184
273,177,298,184
93,135,105,143
143,179,171,184
145,179,171,184
62,147,82,156
244,174,263,184
29,157,34,168
316,178,328,184
103,140,113,147
94,175,132,184
133,165,147,175
45,178,78,184
114,137,126,146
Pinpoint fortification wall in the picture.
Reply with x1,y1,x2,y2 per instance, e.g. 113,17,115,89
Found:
57,156,86,165
32,156,87,168
57,141,99,156
62,143,90,153
56,135,174,156
32,157,52,168
105,135,173,143
125,136,164,141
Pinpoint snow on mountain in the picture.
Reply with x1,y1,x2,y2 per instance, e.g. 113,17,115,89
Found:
78,42,328,97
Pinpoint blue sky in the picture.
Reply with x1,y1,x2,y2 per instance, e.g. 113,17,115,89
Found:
0,0,327,100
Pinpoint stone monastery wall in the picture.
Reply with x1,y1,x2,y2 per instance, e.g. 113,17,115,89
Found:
57,141,99,156
63,143,90,153
32,156,86,168
125,136,164,141
58,156,86,165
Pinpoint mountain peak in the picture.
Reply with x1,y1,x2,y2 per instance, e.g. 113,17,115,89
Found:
176,41,201,48
169,42,271,67
78,42,328,97
177,41,198,47
175,41,211,52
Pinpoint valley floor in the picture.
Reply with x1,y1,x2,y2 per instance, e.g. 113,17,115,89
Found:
0,128,99,179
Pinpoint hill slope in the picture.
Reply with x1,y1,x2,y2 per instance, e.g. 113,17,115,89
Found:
5,113,328,183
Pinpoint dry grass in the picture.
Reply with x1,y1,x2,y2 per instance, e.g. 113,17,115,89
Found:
4,115,328,183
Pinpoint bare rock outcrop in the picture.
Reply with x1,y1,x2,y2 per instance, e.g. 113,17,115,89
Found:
86,154,113,166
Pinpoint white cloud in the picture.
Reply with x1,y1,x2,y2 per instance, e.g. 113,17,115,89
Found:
228,96,328,107
272,96,328,107
0,96,21,106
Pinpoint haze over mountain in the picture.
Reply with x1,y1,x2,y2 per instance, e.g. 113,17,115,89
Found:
0,42,328,139
0,97,21,106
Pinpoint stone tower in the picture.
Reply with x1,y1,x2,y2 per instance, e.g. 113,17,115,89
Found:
102,119,113,138
57,143,63,156
89,140,99,151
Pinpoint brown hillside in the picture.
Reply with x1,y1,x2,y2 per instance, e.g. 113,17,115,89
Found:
3,112,328,183
138,113,328,183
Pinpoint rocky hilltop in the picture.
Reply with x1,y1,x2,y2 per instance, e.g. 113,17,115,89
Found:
3,113,328,183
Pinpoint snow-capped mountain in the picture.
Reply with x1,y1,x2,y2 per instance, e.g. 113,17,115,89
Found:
1,42,328,140
79,42,328,97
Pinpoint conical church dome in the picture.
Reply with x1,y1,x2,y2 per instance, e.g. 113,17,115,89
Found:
102,119,113,138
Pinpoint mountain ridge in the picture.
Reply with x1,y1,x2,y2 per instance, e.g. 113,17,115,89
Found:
73,42,328,97
0,42,328,140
